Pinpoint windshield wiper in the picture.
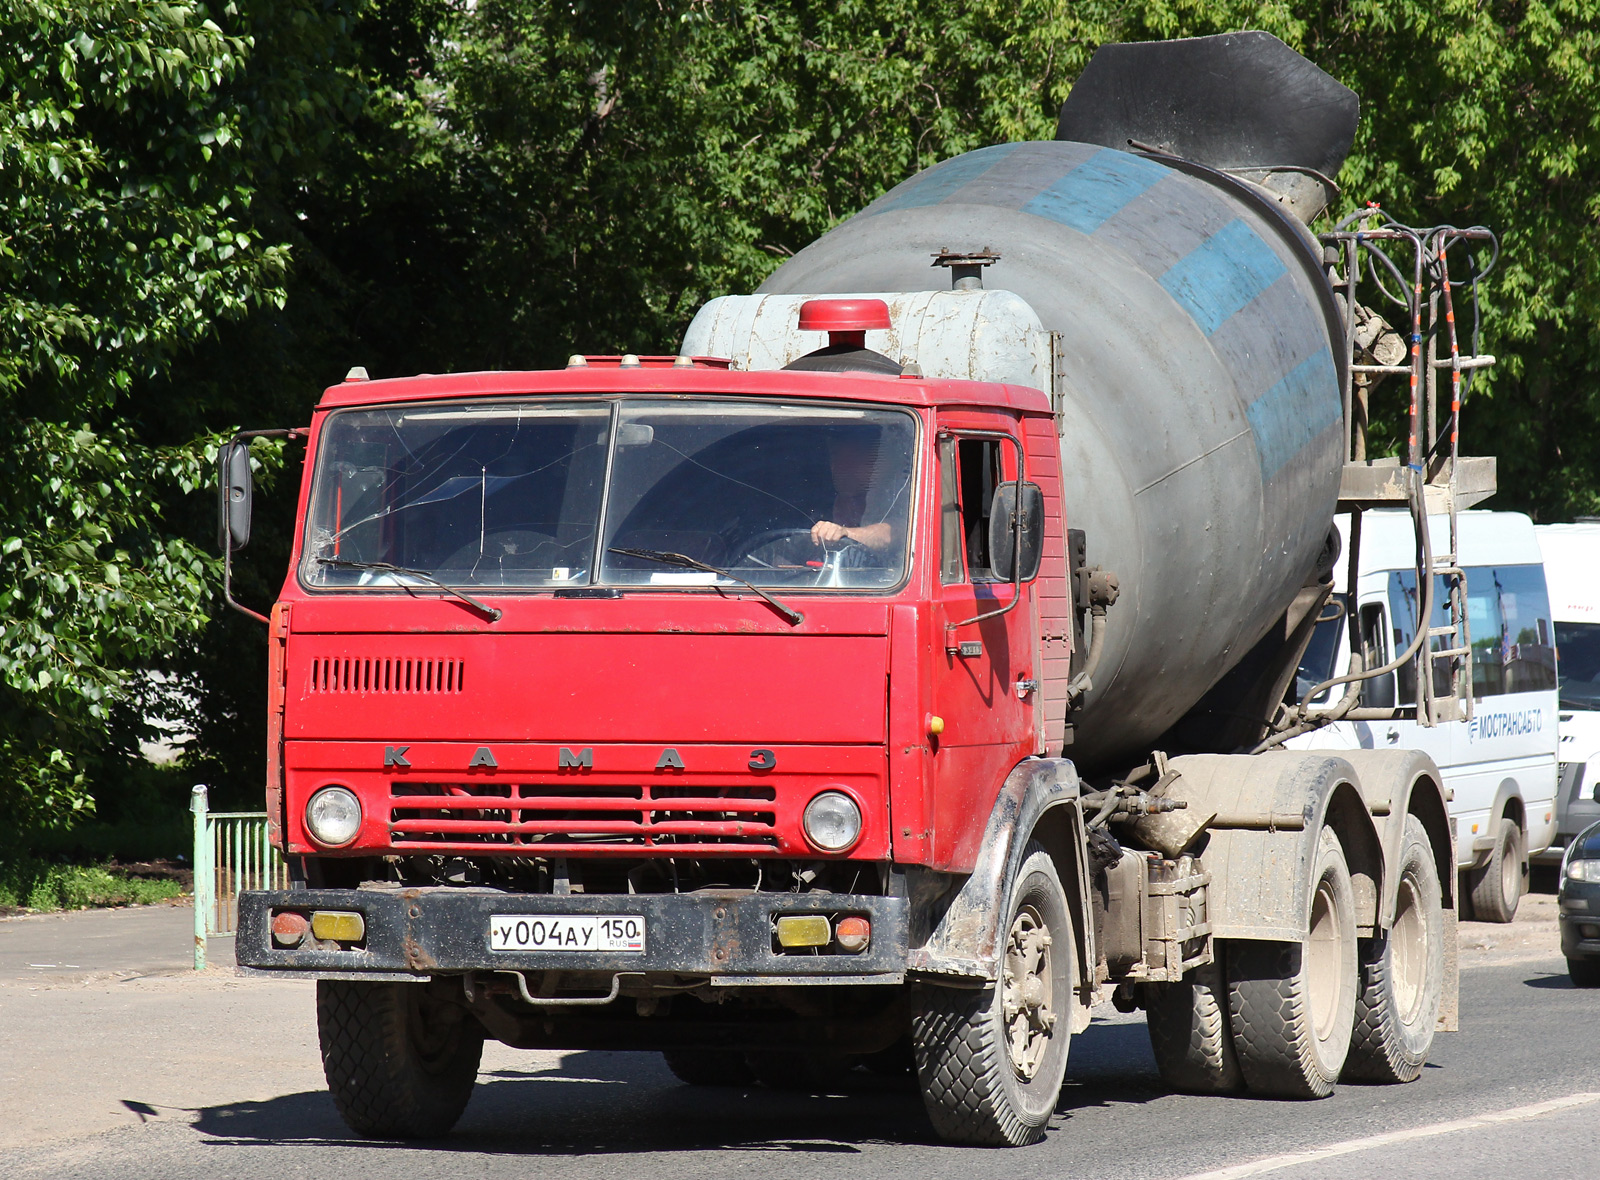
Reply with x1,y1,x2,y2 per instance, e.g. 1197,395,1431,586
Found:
316,558,502,622
607,547,804,627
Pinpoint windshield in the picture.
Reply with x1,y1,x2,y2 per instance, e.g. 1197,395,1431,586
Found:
1558,622,1600,710
1293,594,1347,705
302,399,917,591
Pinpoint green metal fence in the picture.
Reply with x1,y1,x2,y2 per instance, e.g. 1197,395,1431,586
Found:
189,784,288,969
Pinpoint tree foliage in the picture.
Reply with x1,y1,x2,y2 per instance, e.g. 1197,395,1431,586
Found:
5,1,1600,837
0,0,348,834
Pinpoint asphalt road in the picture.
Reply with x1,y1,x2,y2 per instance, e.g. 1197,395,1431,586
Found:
2,896,1596,1180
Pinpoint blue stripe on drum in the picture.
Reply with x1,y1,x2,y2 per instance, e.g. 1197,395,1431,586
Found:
867,144,1021,215
1159,220,1288,336
1019,148,1171,233
1245,350,1342,478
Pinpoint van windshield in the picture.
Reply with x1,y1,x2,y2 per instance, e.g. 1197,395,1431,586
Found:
1294,594,1347,705
300,399,917,592
1557,622,1600,710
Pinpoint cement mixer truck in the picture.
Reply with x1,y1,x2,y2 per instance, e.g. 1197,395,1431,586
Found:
227,32,1497,1147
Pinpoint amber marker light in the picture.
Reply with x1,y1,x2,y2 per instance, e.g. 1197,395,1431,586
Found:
775,915,832,948
310,911,366,943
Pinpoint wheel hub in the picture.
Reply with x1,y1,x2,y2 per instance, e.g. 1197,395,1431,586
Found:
1002,905,1056,1080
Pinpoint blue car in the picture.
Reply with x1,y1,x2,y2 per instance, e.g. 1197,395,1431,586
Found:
1560,819,1600,986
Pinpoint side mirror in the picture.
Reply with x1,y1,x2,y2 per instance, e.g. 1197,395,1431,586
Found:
988,481,1045,583
217,440,254,552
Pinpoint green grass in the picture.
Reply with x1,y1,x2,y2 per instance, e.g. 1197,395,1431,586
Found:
0,860,186,912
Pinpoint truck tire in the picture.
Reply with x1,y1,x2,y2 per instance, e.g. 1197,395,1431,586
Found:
1344,815,1444,1082
317,980,483,1138
661,1050,756,1086
1145,956,1243,1094
912,843,1074,1146
1227,827,1357,1099
1467,815,1523,923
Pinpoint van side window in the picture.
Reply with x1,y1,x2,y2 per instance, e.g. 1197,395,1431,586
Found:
1487,564,1557,693
940,437,1005,583
1465,566,1507,697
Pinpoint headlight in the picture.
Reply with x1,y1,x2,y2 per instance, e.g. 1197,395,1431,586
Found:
802,790,862,852
1566,859,1600,883
305,786,363,846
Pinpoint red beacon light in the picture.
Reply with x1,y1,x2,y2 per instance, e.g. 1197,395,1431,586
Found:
797,298,891,348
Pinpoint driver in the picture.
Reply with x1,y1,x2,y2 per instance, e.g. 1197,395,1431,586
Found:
810,429,899,552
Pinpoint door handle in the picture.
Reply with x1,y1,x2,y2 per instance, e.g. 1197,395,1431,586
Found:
1386,727,1400,744
1015,678,1038,698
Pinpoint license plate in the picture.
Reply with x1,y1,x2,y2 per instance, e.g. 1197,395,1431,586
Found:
488,914,646,953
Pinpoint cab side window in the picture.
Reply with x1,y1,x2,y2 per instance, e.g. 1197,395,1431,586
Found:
940,437,1006,583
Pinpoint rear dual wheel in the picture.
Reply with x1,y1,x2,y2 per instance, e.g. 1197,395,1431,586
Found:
1344,815,1444,1082
1226,827,1358,1099
1145,955,1242,1094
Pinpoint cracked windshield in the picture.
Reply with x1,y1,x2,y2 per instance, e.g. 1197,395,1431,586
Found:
302,400,916,591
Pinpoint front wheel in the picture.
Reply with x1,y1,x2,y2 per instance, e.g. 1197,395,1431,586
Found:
1227,827,1358,1099
912,843,1074,1146
1344,814,1445,1082
317,980,483,1138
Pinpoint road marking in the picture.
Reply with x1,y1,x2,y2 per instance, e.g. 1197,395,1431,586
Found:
1170,1091,1600,1180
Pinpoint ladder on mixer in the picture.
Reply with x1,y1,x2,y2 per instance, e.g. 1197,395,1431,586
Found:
1323,215,1499,727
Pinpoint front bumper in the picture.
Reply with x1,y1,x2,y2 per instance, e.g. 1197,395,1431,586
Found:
1559,880,1600,959
237,886,910,981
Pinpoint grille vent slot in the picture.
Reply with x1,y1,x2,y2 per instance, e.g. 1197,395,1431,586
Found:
387,781,778,850
309,657,464,695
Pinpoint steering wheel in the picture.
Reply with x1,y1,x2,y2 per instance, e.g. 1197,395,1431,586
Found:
736,526,872,584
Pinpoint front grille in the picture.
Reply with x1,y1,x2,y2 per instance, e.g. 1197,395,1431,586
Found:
309,657,464,695
387,781,779,852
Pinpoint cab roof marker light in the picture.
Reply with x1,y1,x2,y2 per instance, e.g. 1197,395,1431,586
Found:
567,355,588,368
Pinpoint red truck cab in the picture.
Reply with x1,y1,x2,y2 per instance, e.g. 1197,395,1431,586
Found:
257,356,1071,894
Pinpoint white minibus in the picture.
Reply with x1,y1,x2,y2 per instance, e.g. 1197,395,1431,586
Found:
1534,522,1600,863
1289,510,1559,921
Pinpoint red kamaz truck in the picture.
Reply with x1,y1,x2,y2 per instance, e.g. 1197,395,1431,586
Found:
228,34,1493,1146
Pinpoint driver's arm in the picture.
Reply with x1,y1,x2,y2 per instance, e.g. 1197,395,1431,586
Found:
811,520,892,550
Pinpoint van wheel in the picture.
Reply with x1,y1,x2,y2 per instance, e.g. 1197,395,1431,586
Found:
1568,957,1600,988
1468,816,1522,923
317,980,483,1138
1344,815,1444,1082
1145,956,1243,1093
1227,827,1357,1099
912,842,1073,1146
662,1050,756,1086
